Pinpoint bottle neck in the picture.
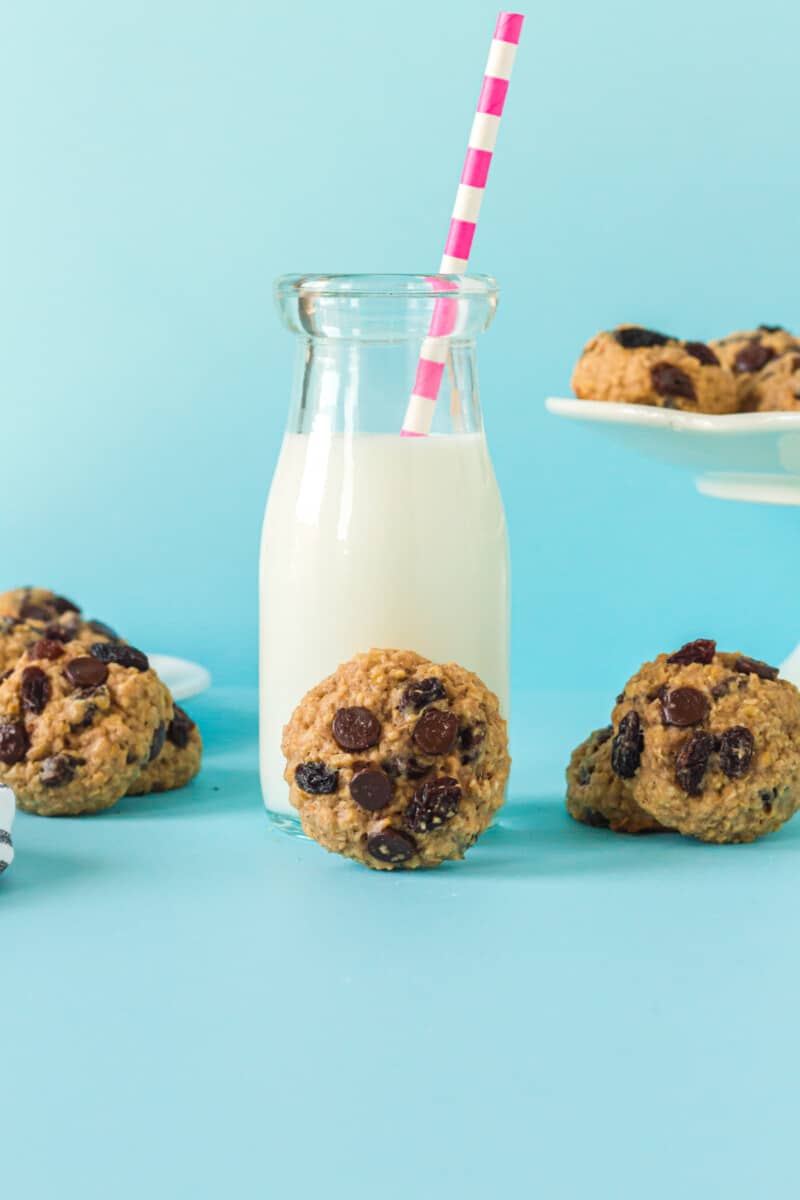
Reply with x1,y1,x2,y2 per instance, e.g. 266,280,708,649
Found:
287,337,484,436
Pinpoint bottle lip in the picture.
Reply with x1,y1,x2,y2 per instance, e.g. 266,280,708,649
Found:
274,273,499,302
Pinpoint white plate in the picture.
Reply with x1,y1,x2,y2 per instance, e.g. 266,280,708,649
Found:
0,786,14,877
547,397,800,506
148,654,212,702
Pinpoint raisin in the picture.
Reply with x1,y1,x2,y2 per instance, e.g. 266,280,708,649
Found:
405,776,462,832
40,754,84,787
42,622,77,643
366,828,417,865
734,341,776,373
167,706,195,748
64,657,109,688
399,677,447,713
457,722,487,764
51,595,80,615
90,642,149,672
668,638,716,665
758,324,784,333
413,708,459,755
651,362,697,404
734,655,778,681
614,326,670,349
20,602,52,623
148,722,167,763
27,638,65,661
0,722,28,764
675,731,715,796
660,687,709,727
295,761,339,795
611,711,644,779
350,767,393,812
718,726,754,779
20,666,51,715
683,341,720,367
332,706,381,751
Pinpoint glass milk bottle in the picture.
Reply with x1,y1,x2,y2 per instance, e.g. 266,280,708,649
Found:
260,274,510,828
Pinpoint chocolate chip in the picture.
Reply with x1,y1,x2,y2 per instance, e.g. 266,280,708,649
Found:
611,711,644,778
350,766,393,812
734,341,776,373
27,638,65,661
87,619,119,641
19,602,52,623
683,341,720,367
668,638,716,665
758,324,784,333
457,722,487,764
40,754,83,788
167,706,195,748
651,362,697,404
675,730,715,795
148,722,167,762
413,708,458,756
90,642,149,672
614,326,670,349
332,706,381,751
20,666,50,715
366,828,417,865
42,622,77,643
0,721,28,764
51,595,80,615
719,726,755,779
380,755,431,781
64,656,109,689
660,687,709,727
734,655,779,681
399,677,448,713
295,761,339,795
405,776,461,832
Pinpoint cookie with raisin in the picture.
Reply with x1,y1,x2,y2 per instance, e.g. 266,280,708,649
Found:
610,640,800,843
747,350,800,412
127,705,202,795
710,327,800,409
282,649,509,870
566,726,668,834
0,641,171,816
572,327,738,413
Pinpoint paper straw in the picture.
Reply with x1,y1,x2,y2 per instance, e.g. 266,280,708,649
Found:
401,11,524,437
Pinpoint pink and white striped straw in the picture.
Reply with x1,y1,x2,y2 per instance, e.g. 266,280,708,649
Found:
401,10,524,437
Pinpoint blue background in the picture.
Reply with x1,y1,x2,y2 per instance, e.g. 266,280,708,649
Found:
2,2,800,1196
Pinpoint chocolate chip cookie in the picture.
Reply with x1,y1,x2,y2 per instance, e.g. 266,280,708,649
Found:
611,640,800,843
283,649,510,870
572,327,738,413
566,726,668,834
127,705,202,795
710,326,800,409
0,641,172,816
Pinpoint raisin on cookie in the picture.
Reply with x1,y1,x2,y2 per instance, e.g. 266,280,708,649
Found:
611,639,800,843
747,351,800,412
566,726,668,834
572,327,738,413
127,705,202,795
710,327,800,409
282,649,510,870
0,641,172,816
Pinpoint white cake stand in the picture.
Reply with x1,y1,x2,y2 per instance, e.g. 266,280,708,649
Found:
547,398,800,683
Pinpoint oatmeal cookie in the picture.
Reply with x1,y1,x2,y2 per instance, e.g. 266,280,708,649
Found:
0,641,172,816
127,705,202,795
0,587,82,624
748,350,800,412
0,612,119,677
566,726,667,834
611,639,800,843
282,649,510,870
572,327,738,413
710,326,800,409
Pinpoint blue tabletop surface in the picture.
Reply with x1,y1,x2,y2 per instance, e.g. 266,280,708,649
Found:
4,684,798,1199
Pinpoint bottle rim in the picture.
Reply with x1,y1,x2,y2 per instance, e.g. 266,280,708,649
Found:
274,273,498,303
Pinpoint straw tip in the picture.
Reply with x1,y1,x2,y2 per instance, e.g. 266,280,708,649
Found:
495,12,525,43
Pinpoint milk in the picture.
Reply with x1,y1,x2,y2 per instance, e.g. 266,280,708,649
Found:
259,432,510,817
